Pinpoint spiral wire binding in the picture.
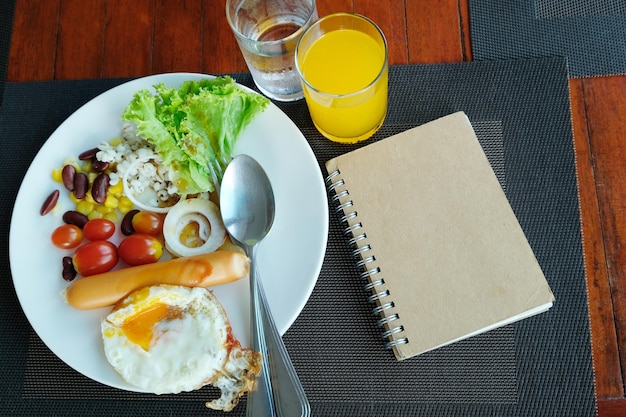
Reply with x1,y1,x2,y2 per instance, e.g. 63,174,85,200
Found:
326,170,409,350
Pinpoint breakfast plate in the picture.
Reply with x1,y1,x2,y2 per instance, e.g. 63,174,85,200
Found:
9,73,329,391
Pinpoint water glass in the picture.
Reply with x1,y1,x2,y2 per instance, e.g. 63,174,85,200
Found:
226,0,318,102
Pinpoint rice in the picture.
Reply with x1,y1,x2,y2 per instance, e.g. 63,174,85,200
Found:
96,124,179,203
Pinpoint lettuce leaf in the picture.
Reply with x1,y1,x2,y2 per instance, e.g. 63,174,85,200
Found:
121,76,269,194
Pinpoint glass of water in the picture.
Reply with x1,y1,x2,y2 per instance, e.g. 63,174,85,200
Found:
226,0,318,102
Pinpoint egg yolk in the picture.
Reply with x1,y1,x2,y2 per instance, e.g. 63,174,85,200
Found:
121,303,183,350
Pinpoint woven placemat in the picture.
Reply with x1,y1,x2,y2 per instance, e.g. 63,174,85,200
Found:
0,0,15,105
0,58,596,416
469,0,626,77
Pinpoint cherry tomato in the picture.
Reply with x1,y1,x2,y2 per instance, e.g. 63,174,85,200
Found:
118,234,163,266
73,240,118,276
131,211,164,235
83,218,116,241
51,224,83,249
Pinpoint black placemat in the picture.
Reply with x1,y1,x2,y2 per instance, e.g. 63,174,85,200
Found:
0,58,596,416
0,0,15,105
469,0,626,77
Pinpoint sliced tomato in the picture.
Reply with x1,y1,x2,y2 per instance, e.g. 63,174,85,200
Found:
118,234,163,266
73,240,118,276
83,218,116,241
51,224,83,249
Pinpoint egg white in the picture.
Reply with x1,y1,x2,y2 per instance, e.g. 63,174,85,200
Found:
101,284,261,411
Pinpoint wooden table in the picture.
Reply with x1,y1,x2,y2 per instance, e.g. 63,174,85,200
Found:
7,1,626,415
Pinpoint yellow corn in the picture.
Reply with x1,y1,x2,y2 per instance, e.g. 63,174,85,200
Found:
103,194,119,209
103,212,118,222
118,196,134,213
96,205,114,215
109,181,123,196
63,157,81,170
109,137,122,146
69,192,82,204
76,200,94,215
84,191,95,204
87,210,104,220
52,168,63,183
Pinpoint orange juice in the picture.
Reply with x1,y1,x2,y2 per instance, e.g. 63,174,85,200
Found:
297,14,388,143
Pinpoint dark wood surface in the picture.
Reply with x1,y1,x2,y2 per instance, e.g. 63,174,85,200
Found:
7,1,626,415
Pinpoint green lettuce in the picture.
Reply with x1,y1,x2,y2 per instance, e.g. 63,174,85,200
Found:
122,76,269,194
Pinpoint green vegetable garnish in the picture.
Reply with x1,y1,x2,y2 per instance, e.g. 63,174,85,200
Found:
122,76,269,194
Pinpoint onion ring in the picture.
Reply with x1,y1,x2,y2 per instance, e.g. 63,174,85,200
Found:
163,198,226,257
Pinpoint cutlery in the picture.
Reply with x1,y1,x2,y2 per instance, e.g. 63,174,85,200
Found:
213,154,310,417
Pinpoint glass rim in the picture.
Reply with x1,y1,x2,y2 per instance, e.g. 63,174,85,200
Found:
295,12,389,99
225,0,318,47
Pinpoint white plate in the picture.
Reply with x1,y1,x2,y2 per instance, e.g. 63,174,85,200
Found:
9,73,328,392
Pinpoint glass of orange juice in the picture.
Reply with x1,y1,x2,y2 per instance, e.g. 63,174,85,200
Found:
295,13,388,143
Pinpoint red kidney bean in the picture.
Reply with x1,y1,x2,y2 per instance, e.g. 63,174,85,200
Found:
91,159,109,172
40,189,60,215
121,209,140,236
61,164,76,191
73,172,89,199
62,256,77,281
62,210,89,228
91,173,110,204
78,147,99,161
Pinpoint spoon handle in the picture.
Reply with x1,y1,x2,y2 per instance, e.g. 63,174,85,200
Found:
259,276,310,417
247,266,310,417
247,269,274,417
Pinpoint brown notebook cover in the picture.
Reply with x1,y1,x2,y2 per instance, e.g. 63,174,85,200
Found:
325,111,555,361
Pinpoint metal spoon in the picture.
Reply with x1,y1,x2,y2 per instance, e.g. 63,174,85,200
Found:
219,154,310,417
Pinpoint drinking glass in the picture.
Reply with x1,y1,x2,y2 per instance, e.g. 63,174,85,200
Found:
295,13,388,143
226,0,318,102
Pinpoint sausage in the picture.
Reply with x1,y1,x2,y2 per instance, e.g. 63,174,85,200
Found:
62,250,249,310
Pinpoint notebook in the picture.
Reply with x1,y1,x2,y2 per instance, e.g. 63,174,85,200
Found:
325,111,555,361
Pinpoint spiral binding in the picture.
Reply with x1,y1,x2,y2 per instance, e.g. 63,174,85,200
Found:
326,169,409,350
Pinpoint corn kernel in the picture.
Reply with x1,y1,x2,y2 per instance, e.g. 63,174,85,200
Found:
63,157,80,170
85,191,95,204
82,160,93,172
96,205,114,214
109,137,122,146
109,181,123,196
76,200,94,215
104,212,118,222
104,194,119,209
69,192,82,204
88,210,104,220
52,168,63,183
118,205,134,214
118,196,134,213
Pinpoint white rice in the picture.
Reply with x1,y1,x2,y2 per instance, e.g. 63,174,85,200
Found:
96,124,179,202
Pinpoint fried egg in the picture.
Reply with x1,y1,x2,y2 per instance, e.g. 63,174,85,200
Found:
101,284,261,411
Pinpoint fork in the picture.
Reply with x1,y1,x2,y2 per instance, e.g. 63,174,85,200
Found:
208,154,232,196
